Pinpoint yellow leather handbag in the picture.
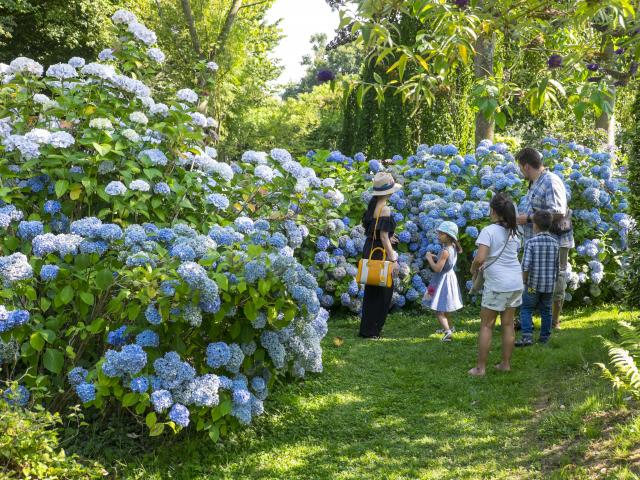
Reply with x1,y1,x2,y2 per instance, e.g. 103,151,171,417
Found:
356,207,394,288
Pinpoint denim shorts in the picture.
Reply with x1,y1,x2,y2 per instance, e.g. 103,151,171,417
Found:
481,289,523,312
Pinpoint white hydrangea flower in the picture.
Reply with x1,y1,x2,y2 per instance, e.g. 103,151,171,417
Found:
8,57,43,77
49,131,75,148
128,22,157,46
68,57,86,68
150,103,168,117
138,96,155,109
112,9,137,25
206,61,219,72
33,94,51,105
25,128,52,145
147,48,165,63
0,118,12,138
122,129,141,142
110,74,151,98
176,88,198,104
129,179,151,192
89,118,114,131
204,147,217,159
81,63,116,81
0,64,9,76
129,111,148,125
189,112,207,127
46,63,77,80
98,48,115,62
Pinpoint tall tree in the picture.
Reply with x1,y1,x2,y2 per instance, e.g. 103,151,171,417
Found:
0,0,145,64
339,0,637,145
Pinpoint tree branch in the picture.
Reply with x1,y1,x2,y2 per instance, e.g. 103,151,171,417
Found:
211,0,243,60
180,0,204,59
240,0,269,9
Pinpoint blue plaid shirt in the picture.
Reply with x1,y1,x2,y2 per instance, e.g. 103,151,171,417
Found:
522,232,559,293
520,170,574,248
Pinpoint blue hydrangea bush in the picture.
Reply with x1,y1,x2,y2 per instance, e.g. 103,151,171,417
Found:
0,9,630,440
0,11,332,439
306,139,629,310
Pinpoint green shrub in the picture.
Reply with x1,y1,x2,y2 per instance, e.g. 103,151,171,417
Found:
0,400,106,479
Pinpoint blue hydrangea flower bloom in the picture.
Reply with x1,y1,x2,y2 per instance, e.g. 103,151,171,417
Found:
151,389,173,412
130,376,149,393
105,181,127,196
40,264,60,281
145,304,162,325
43,200,62,215
75,382,96,403
206,342,231,369
67,366,88,386
17,221,44,241
3,385,30,407
136,329,159,348
107,325,128,347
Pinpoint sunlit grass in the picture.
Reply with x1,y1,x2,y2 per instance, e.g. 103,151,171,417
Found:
81,306,639,479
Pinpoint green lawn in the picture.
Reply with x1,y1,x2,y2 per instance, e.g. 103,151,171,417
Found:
78,306,640,479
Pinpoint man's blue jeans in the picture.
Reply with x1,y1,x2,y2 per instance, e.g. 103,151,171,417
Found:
520,289,553,340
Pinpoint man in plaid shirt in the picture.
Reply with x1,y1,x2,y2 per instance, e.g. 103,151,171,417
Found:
516,147,574,329
516,210,559,346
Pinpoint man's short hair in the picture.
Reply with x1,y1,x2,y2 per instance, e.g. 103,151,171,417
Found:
516,147,543,169
533,209,553,231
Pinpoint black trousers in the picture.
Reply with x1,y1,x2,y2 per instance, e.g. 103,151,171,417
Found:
359,284,393,337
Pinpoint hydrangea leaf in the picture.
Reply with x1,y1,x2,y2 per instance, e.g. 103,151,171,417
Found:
43,348,64,374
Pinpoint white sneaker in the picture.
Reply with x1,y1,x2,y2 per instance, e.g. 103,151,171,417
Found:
442,331,453,342
436,326,456,334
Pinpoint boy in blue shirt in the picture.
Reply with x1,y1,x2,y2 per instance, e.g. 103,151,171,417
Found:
516,210,559,346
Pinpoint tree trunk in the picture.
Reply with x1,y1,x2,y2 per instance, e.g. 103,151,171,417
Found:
211,0,244,60
474,32,495,145
180,0,203,59
595,36,616,146
595,85,616,146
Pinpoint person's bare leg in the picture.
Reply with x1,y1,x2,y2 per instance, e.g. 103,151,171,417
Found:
436,312,450,331
469,308,498,376
496,307,515,371
445,312,453,330
552,300,563,328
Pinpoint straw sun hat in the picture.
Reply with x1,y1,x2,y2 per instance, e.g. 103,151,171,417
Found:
371,171,402,196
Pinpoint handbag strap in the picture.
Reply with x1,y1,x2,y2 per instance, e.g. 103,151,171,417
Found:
368,247,386,261
372,203,384,241
481,229,510,271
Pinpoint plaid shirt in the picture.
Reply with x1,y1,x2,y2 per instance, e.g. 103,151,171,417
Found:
522,232,559,293
520,170,575,248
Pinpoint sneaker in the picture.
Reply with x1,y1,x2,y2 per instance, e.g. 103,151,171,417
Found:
442,331,453,342
436,326,456,334
538,336,550,344
515,337,533,347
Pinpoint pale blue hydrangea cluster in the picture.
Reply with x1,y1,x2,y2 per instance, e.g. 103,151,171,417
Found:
102,344,147,377
0,305,31,333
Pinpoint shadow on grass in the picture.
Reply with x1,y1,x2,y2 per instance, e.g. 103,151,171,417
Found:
72,306,632,480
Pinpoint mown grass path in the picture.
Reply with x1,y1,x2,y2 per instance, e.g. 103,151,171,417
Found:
116,307,639,479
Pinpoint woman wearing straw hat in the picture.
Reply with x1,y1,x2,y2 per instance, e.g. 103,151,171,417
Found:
359,171,402,339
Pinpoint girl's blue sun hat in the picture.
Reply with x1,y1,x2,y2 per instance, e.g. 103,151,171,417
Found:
436,221,459,242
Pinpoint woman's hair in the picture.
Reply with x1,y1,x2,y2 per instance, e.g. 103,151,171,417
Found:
490,192,518,237
361,196,384,226
439,232,463,253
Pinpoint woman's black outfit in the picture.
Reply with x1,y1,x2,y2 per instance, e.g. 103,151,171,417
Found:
359,211,397,338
